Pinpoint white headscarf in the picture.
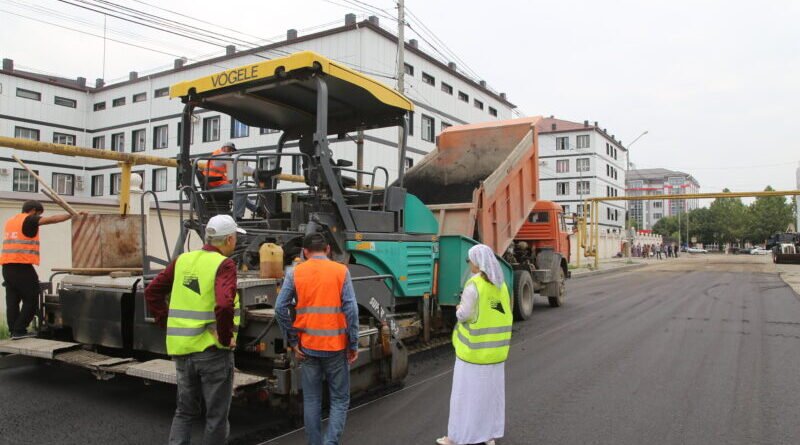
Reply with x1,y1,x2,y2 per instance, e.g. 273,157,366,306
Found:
468,244,504,289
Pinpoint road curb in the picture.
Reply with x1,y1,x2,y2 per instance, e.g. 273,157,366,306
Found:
570,262,647,280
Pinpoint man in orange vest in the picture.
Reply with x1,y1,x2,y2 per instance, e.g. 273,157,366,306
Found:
1,200,80,339
275,233,359,445
200,142,256,219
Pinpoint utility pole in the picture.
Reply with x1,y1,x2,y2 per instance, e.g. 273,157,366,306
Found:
396,0,406,182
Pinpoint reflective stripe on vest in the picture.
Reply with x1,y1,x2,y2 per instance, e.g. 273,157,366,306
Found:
166,249,240,356
201,148,230,187
292,258,348,351
0,213,41,266
452,275,513,365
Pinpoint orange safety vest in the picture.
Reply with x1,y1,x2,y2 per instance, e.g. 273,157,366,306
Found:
201,148,230,188
292,258,348,351
1,213,40,266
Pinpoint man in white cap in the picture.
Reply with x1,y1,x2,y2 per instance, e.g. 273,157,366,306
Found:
145,214,245,445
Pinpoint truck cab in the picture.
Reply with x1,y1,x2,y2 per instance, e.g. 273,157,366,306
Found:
517,200,571,262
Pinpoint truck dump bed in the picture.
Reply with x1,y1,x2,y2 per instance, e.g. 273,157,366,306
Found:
404,117,542,254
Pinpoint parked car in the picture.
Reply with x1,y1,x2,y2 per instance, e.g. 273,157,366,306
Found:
733,247,753,254
750,247,770,255
686,247,708,254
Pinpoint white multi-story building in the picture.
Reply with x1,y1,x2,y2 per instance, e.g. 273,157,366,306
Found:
0,14,514,202
626,168,700,229
536,117,628,232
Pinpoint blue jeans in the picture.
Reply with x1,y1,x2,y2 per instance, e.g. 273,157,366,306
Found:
169,348,234,445
213,183,257,219
300,351,350,445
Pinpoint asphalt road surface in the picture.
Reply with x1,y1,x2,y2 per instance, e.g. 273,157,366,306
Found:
2,255,800,445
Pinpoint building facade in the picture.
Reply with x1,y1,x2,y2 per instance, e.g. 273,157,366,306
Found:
626,168,700,229
0,14,514,202
536,117,628,232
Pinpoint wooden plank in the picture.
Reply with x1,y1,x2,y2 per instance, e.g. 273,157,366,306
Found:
12,155,78,216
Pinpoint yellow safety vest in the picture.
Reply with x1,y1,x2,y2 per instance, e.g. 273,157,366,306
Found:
166,249,240,356
452,275,513,365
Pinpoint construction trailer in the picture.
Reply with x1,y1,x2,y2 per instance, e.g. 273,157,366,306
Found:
0,51,569,412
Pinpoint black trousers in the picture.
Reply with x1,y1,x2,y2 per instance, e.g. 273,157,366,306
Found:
2,264,40,336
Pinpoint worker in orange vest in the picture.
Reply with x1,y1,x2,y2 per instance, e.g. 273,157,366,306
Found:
1,200,82,339
200,142,256,219
275,233,359,445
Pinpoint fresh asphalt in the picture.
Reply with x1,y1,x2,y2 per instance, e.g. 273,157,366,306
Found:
2,256,799,445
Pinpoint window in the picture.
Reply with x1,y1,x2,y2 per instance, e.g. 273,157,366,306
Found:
576,157,590,172
133,92,147,103
94,102,106,111
458,91,469,102
654,213,663,219
556,159,569,173
91,175,104,196
529,212,550,223
154,87,169,98
577,181,590,195
230,119,249,138
441,82,453,95
132,129,146,152
404,157,414,169
421,114,435,142
556,182,569,196
562,205,571,214
52,173,74,196
54,96,77,108
421,72,435,86
14,126,40,141
576,135,590,148
110,173,121,195
653,201,663,208
404,63,414,76
556,136,569,150
613,148,618,160
112,97,126,107
408,111,414,136
177,122,193,146
16,88,41,101
441,122,452,131
474,99,484,110
577,203,591,217
13,168,38,192
291,156,302,175
153,125,168,149
489,107,498,117
53,133,76,145
111,133,125,152
203,116,220,142
260,127,279,135
92,136,105,149
152,168,168,192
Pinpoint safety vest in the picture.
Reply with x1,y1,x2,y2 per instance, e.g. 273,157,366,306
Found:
0,213,40,266
201,148,230,188
166,249,240,356
293,258,348,351
452,275,513,365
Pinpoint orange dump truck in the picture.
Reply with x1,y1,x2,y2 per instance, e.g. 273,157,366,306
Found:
404,117,571,320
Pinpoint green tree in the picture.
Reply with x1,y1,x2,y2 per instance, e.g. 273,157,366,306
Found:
709,188,749,245
747,185,793,243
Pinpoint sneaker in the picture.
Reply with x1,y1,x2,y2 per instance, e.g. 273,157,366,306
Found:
10,332,36,340
435,437,455,445
486,441,496,445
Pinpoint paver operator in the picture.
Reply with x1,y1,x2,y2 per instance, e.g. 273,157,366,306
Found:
275,233,360,445
144,214,244,445
200,142,256,219
1,200,82,340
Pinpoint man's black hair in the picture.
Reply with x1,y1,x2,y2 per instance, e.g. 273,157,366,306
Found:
302,233,329,252
22,200,44,213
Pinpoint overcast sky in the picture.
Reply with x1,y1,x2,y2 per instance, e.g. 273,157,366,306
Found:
2,0,799,199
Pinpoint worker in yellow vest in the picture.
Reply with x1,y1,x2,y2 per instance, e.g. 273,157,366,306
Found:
145,214,244,445
1,200,80,340
437,244,512,445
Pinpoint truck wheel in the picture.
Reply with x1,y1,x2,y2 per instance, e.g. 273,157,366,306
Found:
513,270,534,321
548,267,566,308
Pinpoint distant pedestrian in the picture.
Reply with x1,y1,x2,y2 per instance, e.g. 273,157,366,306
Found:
667,244,673,258
656,244,663,260
674,244,679,258
275,233,359,445
145,214,243,445
437,244,512,445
